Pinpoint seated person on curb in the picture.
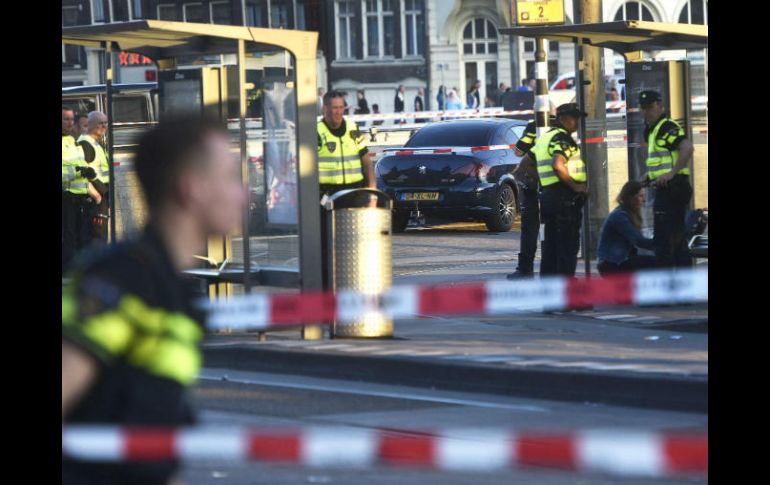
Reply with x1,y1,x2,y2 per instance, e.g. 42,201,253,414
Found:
596,180,657,276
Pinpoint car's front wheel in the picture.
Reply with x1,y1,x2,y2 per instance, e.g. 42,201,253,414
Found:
485,183,516,232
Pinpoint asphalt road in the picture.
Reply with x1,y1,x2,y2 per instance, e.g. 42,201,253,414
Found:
180,369,707,484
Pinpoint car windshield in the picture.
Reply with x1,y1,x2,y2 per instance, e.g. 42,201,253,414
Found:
406,122,496,147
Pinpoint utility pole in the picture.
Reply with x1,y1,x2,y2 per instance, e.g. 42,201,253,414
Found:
534,38,550,137
573,0,606,276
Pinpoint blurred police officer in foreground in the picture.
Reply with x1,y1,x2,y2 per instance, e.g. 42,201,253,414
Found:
62,118,246,484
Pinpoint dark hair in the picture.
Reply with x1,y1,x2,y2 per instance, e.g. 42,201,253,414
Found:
134,118,228,210
372,103,380,111
75,113,88,123
62,106,74,113
323,90,345,106
617,180,644,228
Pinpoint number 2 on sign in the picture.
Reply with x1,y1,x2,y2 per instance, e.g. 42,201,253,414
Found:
539,6,544,17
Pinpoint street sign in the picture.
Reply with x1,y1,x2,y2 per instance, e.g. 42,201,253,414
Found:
513,0,566,26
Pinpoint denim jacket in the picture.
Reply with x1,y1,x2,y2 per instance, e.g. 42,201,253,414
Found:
597,207,655,264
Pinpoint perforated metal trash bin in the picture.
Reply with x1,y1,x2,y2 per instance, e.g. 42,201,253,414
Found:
324,188,393,338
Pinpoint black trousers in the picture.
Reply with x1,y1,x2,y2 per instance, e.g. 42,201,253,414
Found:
539,184,585,277
516,184,540,274
62,192,96,272
653,175,692,268
91,188,109,243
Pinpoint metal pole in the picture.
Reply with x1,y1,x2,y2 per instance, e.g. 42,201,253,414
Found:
534,38,550,136
510,36,520,97
573,0,606,278
574,40,591,277
237,39,251,293
105,42,117,244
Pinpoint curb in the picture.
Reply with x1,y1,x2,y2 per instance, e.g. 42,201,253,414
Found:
202,345,708,414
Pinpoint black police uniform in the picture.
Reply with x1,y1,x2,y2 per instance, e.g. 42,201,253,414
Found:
513,120,539,275
644,112,693,267
62,224,204,485
539,123,586,276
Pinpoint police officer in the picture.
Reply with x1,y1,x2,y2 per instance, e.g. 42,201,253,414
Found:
318,90,375,197
62,106,97,272
638,90,695,268
507,117,555,279
534,103,588,276
77,111,111,242
317,90,376,286
62,118,246,484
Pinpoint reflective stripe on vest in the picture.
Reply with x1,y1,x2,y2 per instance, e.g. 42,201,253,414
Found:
62,292,203,386
568,156,587,182
317,120,364,186
533,128,584,187
646,117,690,180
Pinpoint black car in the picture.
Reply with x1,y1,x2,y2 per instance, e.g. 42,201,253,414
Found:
376,118,529,232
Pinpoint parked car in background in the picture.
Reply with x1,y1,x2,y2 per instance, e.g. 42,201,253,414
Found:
376,118,529,232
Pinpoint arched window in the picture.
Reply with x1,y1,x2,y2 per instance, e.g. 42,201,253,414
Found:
463,18,498,55
678,0,708,25
613,2,655,21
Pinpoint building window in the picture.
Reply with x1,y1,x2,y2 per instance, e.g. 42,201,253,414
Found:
549,41,559,52
523,39,534,53
363,0,395,58
463,18,497,56
678,0,707,25
91,0,106,23
245,0,269,27
132,0,143,19
336,0,357,59
613,2,655,21
403,0,424,57
63,6,86,67
113,0,130,22
63,5,80,26
271,0,293,28
211,1,231,24
158,4,179,20
183,3,205,22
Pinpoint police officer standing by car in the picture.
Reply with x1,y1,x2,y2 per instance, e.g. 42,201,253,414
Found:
534,103,588,276
638,90,695,268
508,120,538,278
317,90,377,285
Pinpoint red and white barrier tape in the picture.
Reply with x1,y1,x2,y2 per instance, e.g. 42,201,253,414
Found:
62,426,707,477
202,268,707,331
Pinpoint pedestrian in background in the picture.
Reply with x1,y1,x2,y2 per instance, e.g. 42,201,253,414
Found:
394,85,406,124
414,87,426,123
371,104,384,126
446,89,463,111
436,85,446,111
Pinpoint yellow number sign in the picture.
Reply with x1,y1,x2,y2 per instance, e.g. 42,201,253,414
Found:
513,0,566,26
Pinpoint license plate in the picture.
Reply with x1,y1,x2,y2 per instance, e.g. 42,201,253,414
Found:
403,192,439,201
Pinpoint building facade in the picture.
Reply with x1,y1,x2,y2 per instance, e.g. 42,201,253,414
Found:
63,1,707,106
